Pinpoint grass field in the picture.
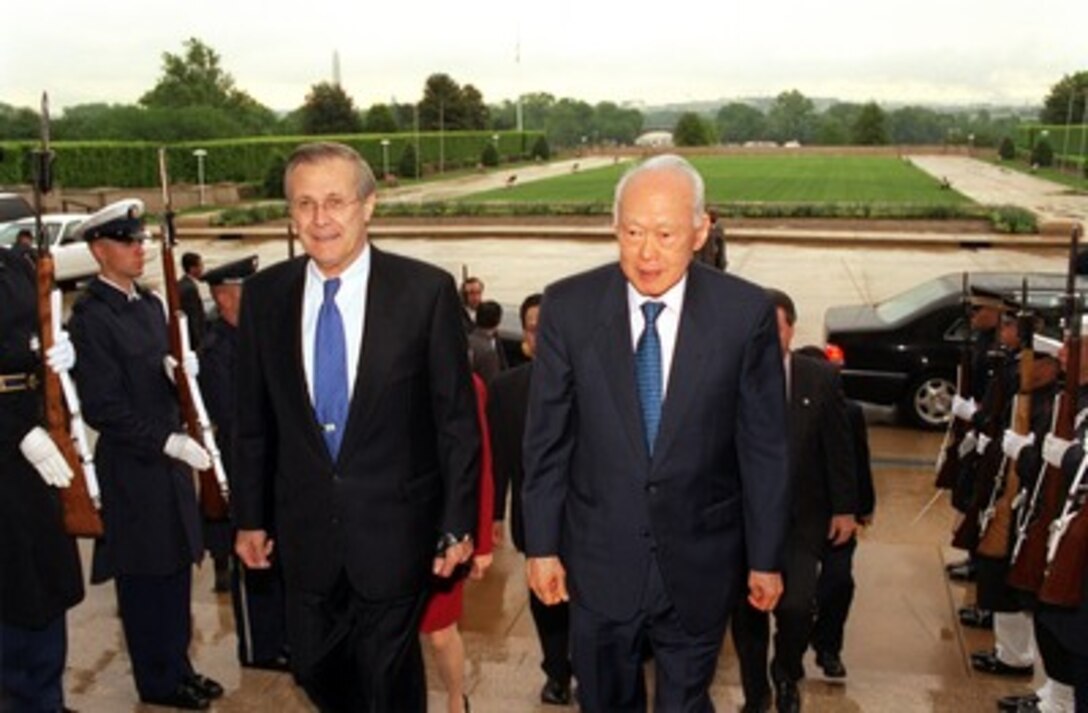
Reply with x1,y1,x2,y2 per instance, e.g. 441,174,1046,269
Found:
466,155,972,205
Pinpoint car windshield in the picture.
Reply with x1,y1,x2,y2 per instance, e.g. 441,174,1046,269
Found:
0,221,59,247
875,277,958,323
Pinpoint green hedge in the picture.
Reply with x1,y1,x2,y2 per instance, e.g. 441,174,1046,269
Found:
0,131,542,189
1016,124,1088,163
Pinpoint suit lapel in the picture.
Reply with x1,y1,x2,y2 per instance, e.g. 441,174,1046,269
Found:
282,259,333,464
338,247,392,460
594,268,649,463
652,270,708,466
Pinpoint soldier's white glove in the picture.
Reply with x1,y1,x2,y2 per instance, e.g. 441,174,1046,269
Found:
951,395,978,422
1042,433,1074,469
20,426,73,487
162,352,200,384
1001,429,1035,460
958,430,978,459
976,433,992,455
45,331,76,374
164,433,211,470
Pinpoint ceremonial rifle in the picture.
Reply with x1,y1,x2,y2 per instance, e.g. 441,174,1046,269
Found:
952,347,1009,552
1039,224,1088,607
1009,226,1081,591
33,92,103,537
935,273,972,489
157,148,230,521
978,280,1032,557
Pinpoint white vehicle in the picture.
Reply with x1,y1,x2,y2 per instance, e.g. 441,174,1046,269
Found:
0,214,97,288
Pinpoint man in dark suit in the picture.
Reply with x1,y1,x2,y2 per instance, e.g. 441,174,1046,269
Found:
732,289,857,713
488,293,573,705
233,142,480,713
179,251,206,350
468,300,507,385
522,154,790,712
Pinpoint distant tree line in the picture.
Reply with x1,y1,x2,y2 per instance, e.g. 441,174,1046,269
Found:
0,37,1082,156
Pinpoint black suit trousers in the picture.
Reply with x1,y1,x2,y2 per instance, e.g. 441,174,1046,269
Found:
732,537,822,702
811,537,857,656
529,590,571,684
570,558,726,713
289,571,427,713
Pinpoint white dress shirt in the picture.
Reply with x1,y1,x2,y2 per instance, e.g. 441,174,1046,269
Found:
627,275,687,400
302,245,370,402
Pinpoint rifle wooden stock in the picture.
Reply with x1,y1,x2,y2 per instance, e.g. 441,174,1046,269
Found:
1008,376,1075,592
37,253,103,537
1038,497,1088,607
952,354,1007,552
977,394,1027,558
160,235,230,521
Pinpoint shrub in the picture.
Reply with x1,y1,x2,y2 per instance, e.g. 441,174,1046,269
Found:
262,152,287,198
530,135,550,161
988,205,1037,234
998,137,1016,161
398,143,420,179
1031,138,1054,168
480,142,499,167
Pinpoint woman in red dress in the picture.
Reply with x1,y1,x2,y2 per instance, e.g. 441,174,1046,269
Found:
421,373,495,713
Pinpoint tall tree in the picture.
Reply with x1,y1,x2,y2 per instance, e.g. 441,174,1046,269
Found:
715,102,766,144
592,102,643,145
767,89,816,144
300,82,363,135
363,103,399,133
851,102,888,145
419,73,465,130
0,103,39,140
461,84,489,130
140,37,278,135
1041,72,1088,125
673,112,713,147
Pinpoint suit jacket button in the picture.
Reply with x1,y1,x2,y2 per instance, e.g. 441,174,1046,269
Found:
646,484,658,495
640,528,651,538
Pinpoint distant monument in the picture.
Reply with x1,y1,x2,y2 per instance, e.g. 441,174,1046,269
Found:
333,50,341,86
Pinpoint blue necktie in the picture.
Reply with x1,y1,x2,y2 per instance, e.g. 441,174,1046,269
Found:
635,301,664,456
314,278,348,459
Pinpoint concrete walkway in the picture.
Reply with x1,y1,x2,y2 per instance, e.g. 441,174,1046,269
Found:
907,155,1088,227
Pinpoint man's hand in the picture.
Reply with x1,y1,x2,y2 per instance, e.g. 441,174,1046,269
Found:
748,570,783,612
163,433,211,470
235,529,274,569
433,539,473,578
527,556,569,606
828,514,858,546
45,331,76,374
470,553,493,580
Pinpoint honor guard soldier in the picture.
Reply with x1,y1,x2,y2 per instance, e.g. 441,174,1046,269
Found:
67,199,224,710
198,255,290,671
0,237,84,711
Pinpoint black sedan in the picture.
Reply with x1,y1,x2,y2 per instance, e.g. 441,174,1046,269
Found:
823,271,1077,429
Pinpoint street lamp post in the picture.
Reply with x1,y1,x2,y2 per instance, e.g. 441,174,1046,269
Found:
380,139,391,179
192,148,208,206
491,133,500,162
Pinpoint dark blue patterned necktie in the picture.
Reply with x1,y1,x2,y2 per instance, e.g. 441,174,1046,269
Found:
314,277,348,459
635,301,664,455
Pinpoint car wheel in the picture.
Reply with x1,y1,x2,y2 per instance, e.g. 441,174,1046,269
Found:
900,373,956,430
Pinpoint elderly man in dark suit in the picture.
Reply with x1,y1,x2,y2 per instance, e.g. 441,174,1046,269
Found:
522,154,791,712
731,289,857,713
233,142,480,712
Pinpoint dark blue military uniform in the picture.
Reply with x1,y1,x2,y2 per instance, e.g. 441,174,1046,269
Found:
0,247,84,711
200,314,288,668
69,276,204,701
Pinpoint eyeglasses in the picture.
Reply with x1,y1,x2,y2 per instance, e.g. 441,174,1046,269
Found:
289,195,361,218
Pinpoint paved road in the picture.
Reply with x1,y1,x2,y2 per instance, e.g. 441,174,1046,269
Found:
908,154,1088,226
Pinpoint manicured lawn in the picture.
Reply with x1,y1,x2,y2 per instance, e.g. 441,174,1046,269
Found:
466,155,972,205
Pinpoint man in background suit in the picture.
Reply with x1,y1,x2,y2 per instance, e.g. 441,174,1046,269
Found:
732,289,857,713
233,142,480,712
488,293,573,705
522,154,790,712
179,251,206,350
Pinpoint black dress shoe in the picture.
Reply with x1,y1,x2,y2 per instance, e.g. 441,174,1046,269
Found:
970,650,1034,677
772,677,800,713
947,562,977,581
958,605,993,629
815,650,847,678
998,694,1039,712
141,682,210,710
186,673,224,699
540,677,572,705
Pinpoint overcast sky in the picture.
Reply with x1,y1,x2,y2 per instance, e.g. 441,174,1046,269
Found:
4,0,1084,114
